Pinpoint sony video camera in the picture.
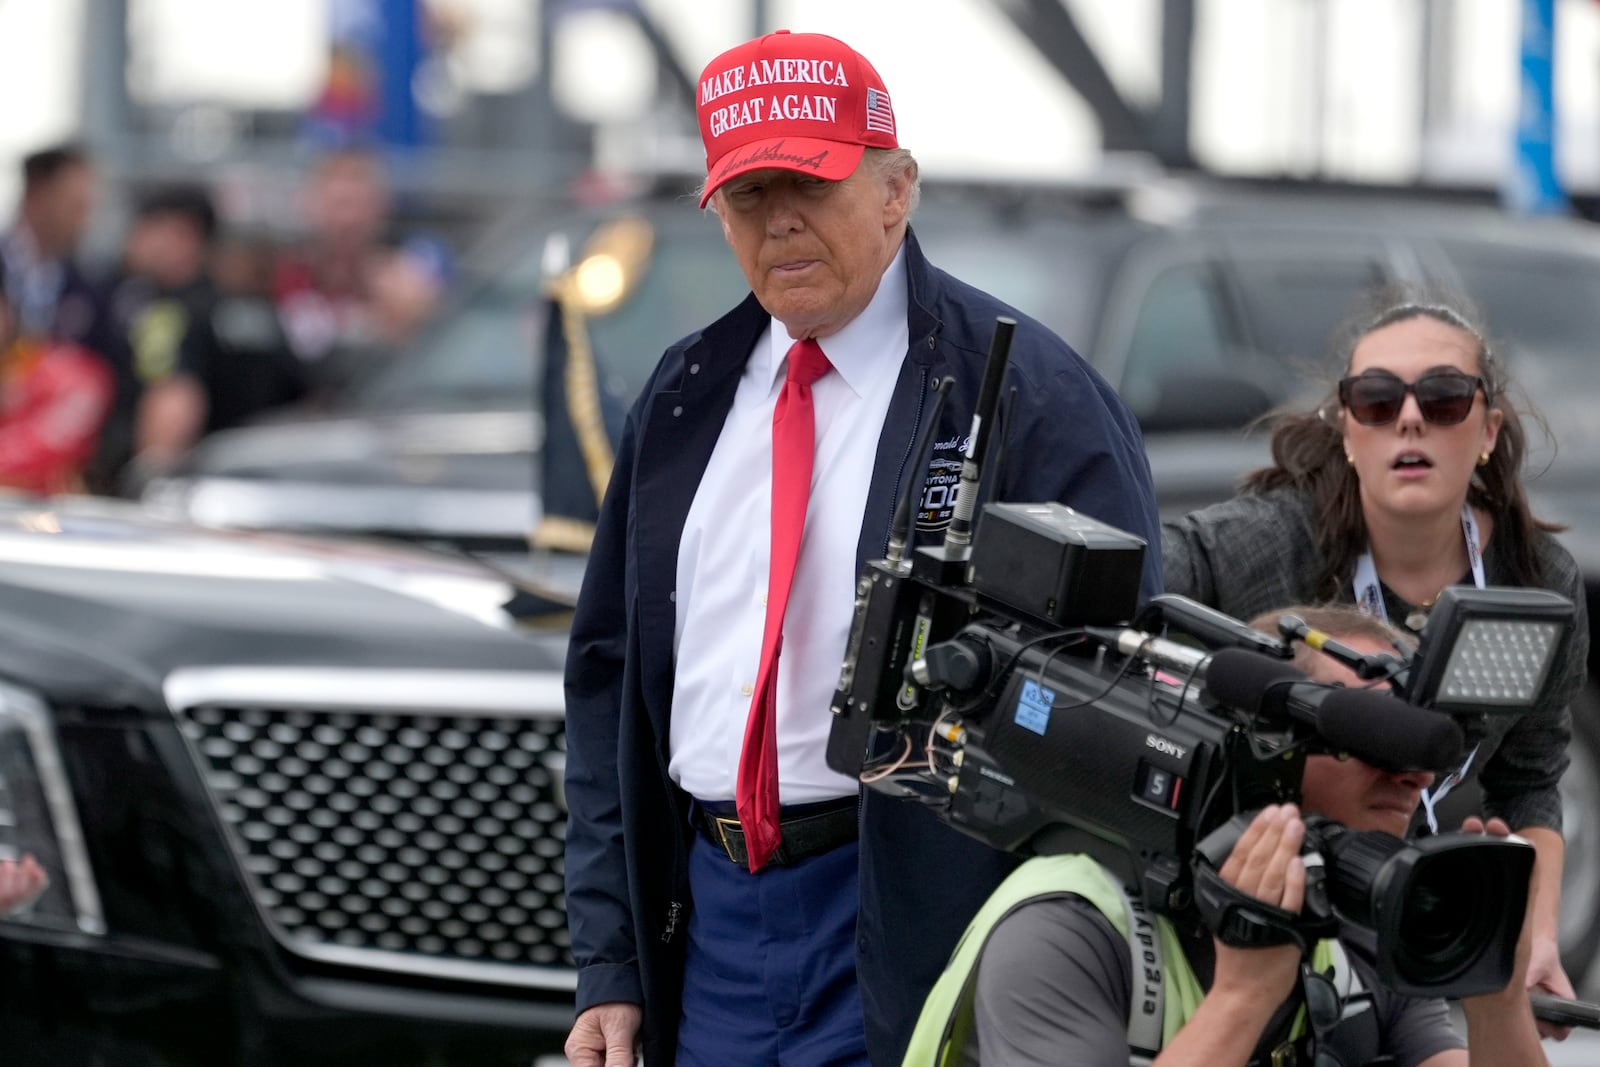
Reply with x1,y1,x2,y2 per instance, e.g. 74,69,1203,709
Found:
825,318,1577,999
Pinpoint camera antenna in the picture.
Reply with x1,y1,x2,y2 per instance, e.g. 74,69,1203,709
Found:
1277,614,1407,681
976,385,1018,515
886,376,955,566
943,316,1016,550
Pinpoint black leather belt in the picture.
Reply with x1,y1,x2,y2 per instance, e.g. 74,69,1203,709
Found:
694,798,858,870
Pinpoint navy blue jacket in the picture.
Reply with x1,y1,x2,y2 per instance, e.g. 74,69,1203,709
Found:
563,229,1162,1066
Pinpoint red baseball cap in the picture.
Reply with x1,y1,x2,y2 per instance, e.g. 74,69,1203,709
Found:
696,30,898,208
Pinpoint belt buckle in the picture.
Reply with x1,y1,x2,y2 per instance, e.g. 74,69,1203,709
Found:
711,814,743,864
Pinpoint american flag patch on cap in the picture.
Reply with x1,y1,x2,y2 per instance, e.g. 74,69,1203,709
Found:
865,87,895,135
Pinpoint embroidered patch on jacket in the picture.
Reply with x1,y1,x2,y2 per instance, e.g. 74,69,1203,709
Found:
914,434,970,532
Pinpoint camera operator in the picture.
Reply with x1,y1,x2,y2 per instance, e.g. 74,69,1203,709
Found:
904,605,1546,1067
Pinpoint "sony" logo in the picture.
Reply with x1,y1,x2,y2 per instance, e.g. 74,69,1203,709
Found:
1145,734,1187,760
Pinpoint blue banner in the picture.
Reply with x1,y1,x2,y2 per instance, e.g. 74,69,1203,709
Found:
307,0,429,149
1507,0,1566,215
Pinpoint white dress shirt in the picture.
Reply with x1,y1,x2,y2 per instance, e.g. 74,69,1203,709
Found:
670,243,910,804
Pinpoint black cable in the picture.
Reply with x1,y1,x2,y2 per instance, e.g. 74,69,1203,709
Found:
943,627,1089,716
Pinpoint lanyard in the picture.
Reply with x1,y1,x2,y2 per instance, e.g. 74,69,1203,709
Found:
1351,505,1485,624
1351,505,1485,832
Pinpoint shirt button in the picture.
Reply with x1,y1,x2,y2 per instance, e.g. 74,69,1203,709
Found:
740,683,753,696
760,593,768,605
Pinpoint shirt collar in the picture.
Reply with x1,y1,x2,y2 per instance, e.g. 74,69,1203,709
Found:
758,240,908,399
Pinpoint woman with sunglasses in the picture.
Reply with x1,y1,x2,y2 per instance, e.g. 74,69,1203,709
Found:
1162,283,1588,1035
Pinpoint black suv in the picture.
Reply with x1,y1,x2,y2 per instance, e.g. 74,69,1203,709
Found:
0,495,574,1064
143,175,1600,982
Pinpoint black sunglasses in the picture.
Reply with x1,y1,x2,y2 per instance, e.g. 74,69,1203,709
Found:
1301,964,1353,1067
1338,369,1487,427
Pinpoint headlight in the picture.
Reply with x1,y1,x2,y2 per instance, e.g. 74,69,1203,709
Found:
0,681,104,934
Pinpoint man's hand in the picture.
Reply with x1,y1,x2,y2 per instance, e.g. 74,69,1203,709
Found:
1525,928,1575,1041
1456,816,1549,1066
564,1001,642,1067
1514,825,1575,1041
1460,817,1532,991
1150,805,1309,1067
1210,804,1307,1007
0,855,47,915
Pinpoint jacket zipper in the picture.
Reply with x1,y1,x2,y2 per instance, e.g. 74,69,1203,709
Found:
881,363,933,557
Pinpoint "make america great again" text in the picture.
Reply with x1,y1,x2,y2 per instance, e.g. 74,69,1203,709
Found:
701,58,850,138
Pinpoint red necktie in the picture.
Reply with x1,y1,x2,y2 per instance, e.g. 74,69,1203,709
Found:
736,338,832,872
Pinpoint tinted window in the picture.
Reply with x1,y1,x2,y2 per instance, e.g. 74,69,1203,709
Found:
1120,263,1232,415
355,214,746,414
1448,248,1600,383
351,201,1121,418
355,243,548,412
914,218,1106,351
1231,254,1388,371
587,221,747,397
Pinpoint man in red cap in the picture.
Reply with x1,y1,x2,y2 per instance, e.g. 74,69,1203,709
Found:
563,29,1162,1067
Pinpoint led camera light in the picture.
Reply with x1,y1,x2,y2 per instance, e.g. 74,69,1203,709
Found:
1406,587,1575,715
1437,620,1562,706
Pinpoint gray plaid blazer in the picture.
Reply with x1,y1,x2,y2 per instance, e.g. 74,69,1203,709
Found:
1162,487,1587,832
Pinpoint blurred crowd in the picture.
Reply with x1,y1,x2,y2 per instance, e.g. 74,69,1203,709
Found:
0,141,451,498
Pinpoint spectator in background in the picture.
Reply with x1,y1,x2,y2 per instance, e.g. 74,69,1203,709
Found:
367,234,450,349
86,184,305,494
205,227,310,432
273,147,394,395
0,854,46,916
0,142,98,345
274,148,451,401
0,263,113,494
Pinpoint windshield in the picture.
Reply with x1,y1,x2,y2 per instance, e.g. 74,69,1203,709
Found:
353,210,746,415
911,212,1116,354
1446,246,1600,385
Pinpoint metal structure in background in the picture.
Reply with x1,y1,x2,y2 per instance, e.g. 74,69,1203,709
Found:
69,0,1600,245
990,0,1195,169
71,0,1204,251
72,0,701,250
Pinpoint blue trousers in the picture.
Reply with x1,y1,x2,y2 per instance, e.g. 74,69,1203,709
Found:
676,833,869,1067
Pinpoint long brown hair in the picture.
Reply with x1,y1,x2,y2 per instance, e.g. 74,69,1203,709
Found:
1242,282,1558,599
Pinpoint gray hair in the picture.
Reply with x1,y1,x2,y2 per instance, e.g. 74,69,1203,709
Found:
699,146,921,217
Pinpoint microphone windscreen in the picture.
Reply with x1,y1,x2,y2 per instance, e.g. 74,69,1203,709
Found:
1205,648,1307,717
1315,688,1466,773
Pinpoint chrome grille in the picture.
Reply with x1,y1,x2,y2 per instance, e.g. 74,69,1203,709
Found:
170,669,572,990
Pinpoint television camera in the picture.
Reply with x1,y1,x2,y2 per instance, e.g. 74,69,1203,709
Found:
825,318,1577,998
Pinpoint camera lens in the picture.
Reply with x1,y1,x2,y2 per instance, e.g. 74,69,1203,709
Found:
1394,850,1491,984
1321,826,1530,997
